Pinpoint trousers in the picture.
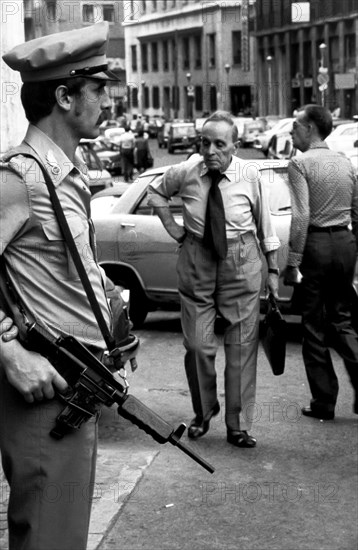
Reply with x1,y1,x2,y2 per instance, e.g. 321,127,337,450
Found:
300,228,358,413
177,231,262,432
0,373,97,550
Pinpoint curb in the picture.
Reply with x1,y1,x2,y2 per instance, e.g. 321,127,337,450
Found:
0,447,157,550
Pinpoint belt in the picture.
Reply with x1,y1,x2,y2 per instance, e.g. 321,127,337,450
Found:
308,225,348,233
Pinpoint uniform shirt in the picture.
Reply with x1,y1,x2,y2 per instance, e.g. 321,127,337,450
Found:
0,124,110,349
287,144,358,267
147,154,280,254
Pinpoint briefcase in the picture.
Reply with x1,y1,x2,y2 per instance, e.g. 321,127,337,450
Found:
261,294,287,376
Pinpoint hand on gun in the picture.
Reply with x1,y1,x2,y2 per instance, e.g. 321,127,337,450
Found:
0,308,68,403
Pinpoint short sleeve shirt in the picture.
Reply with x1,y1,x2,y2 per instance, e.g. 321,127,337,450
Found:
0,125,110,349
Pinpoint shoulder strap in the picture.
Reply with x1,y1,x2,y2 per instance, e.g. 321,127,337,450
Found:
5,150,116,351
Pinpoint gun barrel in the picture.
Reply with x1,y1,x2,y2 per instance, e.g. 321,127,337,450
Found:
171,438,215,474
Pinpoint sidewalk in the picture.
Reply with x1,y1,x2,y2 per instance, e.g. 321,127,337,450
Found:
0,446,157,550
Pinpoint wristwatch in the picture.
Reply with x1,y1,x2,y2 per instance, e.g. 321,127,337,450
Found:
268,268,280,275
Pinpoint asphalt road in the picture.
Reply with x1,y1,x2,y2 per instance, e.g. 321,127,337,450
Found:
95,311,358,550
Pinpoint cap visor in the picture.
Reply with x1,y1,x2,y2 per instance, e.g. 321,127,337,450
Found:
89,70,120,81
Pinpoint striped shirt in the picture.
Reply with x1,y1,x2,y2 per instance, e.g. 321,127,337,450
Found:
287,143,358,266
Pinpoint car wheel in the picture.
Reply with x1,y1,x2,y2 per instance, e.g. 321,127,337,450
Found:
113,276,149,328
168,146,174,154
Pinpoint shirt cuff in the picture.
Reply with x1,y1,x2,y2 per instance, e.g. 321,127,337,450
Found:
287,251,302,267
260,236,281,255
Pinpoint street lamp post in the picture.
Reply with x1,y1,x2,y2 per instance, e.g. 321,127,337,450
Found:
224,63,231,112
266,55,273,114
318,43,328,107
186,72,194,120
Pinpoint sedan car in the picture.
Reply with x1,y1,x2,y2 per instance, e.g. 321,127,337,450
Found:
240,120,266,147
77,140,113,195
167,122,200,154
254,118,294,154
92,160,358,327
325,122,358,153
92,160,291,326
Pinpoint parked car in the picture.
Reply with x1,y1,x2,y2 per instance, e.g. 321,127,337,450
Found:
147,117,163,138
325,122,358,153
254,118,294,154
267,130,299,160
343,148,358,175
92,160,295,326
157,122,171,148
76,140,113,195
240,119,266,147
167,122,200,154
90,138,122,175
232,117,254,140
91,182,131,218
103,127,126,146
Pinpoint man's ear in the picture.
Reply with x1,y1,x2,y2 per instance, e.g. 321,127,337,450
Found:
55,85,73,112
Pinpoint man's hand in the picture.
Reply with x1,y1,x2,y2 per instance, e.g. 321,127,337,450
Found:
0,309,68,402
266,273,279,300
283,266,303,286
0,309,18,342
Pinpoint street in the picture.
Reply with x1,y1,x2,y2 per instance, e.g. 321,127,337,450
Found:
95,311,357,550
1,142,357,550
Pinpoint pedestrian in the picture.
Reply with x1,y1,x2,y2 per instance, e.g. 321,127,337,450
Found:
0,22,121,550
284,104,358,420
147,111,280,447
118,124,135,182
134,129,153,174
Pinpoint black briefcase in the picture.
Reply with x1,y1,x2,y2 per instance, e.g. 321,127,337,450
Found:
261,294,287,376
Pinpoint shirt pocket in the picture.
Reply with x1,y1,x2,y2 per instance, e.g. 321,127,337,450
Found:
42,215,92,280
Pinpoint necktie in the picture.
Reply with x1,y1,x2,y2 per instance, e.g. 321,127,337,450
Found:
203,170,228,259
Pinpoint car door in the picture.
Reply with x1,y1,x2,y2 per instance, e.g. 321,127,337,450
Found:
110,188,182,303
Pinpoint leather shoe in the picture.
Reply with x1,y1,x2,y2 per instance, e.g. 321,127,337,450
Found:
188,401,220,439
227,430,257,448
301,406,334,420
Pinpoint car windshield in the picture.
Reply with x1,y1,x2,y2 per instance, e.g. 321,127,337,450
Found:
260,167,291,213
172,126,196,137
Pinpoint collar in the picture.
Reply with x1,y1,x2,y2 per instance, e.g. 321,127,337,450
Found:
23,124,80,187
307,142,329,151
200,155,238,183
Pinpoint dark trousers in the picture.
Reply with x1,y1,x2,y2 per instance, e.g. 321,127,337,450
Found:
300,228,358,413
0,374,97,550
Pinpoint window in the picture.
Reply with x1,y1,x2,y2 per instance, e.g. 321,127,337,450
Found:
103,4,114,22
182,37,190,70
152,0,157,10
208,34,216,68
232,31,241,65
162,0,167,9
152,42,158,71
152,86,160,109
172,86,180,110
195,86,203,111
344,34,355,70
141,43,148,72
163,40,169,71
132,87,138,108
131,45,137,72
194,36,202,69
142,0,146,14
171,39,177,70
82,4,95,23
144,86,150,109
210,85,217,110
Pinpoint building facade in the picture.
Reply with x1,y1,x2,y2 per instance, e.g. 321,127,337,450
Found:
123,0,256,120
255,0,358,117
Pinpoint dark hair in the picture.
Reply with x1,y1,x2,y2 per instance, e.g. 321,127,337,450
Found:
203,110,239,142
299,104,333,139
21,77,87,123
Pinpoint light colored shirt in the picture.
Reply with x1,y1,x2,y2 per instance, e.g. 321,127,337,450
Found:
118,130,135,150
0,124,110,349
147,154,280,254
287,143,358,266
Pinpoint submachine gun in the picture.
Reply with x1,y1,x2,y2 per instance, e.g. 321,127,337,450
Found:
0,265,215,474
